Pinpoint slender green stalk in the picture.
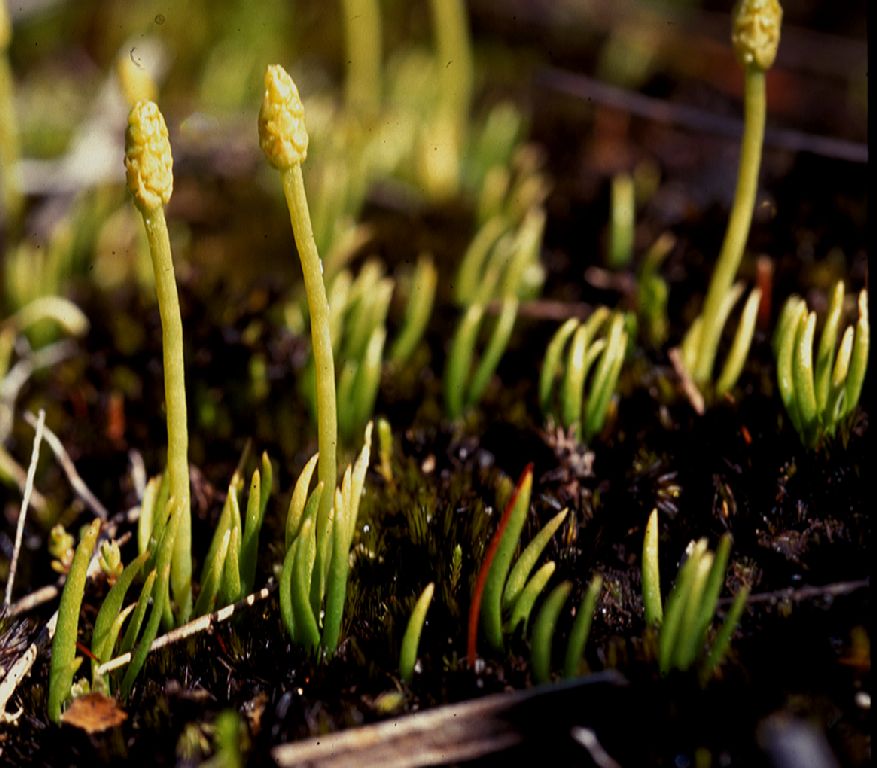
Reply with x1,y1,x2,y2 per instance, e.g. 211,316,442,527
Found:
399,583,435,684
48,519,101,722
531,581,571,684
126,100,192,623
283,162,337,533
260,65,339,587
691,0,782,389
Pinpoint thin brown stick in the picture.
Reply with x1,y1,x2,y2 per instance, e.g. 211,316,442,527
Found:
96,584,276,676
24,410,109,520
4,409,45,608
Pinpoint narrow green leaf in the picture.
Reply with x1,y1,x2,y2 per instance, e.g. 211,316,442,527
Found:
49,519,101,722
503,508,567,610
715,287,760,397
445,303,483,419
539,318,578,416
642,509,662,626
91,551,149,663
506,561,555,634
400,583,436,684
466,298,518,409
792,310,818,433
563,574,602,678
119,569,157,655
286,453,319,548
481,467,533,650
841,289,869,420
530,581,572,684
814,281,844,413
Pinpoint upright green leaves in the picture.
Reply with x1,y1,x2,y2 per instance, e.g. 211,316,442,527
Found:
49,519,101,722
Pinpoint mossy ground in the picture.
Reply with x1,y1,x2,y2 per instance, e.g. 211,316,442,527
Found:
1,2,869,765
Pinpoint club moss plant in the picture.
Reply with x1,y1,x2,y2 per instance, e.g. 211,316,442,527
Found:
125,99,192,623
641,510,749,683
259,64,337,558
279,424,372,655
530,573,602,683
683,0,782,395
468,466,579,661
540,308,629,442
48,518,100,722
774,282,869,446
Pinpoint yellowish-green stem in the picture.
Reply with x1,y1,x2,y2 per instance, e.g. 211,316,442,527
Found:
281,163,338,563
692,66,765,388
142,205,192,623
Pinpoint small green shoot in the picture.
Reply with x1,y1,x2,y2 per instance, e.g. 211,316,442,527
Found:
774,283,869,446
399,582,435,684
540,309,628,441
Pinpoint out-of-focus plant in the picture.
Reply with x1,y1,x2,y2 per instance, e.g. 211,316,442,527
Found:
677,0,782,402
540,308,628,442
637,233,674,349
446,202,546,420
125,99,192,622
606,172,635,270
0,0,21,226
774,282,869,447
342,0,382,121
296,254,436,444
641,510,749,684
